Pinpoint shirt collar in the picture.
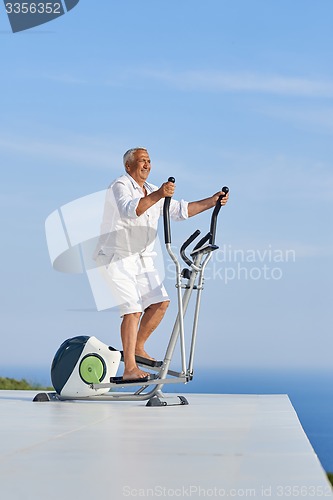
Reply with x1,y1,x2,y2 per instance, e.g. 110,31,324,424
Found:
125,173,152,193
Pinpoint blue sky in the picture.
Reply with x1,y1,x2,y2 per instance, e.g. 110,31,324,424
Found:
1,0,332,384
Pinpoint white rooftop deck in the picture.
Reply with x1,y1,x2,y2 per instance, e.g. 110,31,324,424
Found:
1,391,332,499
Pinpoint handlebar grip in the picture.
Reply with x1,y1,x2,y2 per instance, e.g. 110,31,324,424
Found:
215,186,229,210
163,177,175,244
209,186,229,245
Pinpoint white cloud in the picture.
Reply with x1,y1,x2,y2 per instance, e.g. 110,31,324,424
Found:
134,68,333,98
215,148,333,202
36,68,333,98
0,129,191,179
40,73,90,85
0,134,120,169
257,104,333,135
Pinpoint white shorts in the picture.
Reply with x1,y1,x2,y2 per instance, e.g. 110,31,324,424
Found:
105,254,169,317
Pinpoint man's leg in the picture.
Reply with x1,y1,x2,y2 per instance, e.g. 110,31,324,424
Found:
135,300,170,360
121,312,149,380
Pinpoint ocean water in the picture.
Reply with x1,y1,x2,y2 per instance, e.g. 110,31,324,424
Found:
3,365,333,472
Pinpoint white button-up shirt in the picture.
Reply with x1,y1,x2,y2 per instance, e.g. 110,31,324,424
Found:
95,173,188,260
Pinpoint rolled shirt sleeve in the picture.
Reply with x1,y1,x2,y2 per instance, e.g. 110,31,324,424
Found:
112,181,141,219
167,198,189,221
113,178,188,221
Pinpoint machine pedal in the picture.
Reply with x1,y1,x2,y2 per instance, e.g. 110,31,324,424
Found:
110,374,159,385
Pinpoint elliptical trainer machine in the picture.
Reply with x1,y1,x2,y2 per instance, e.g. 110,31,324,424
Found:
34,179,229,406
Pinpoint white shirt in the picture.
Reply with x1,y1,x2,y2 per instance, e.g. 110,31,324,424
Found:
95,173,188,259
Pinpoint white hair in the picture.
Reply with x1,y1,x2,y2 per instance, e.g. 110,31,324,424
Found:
123,147,148,167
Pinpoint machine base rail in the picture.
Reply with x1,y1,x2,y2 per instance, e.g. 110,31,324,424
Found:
33,391,189,406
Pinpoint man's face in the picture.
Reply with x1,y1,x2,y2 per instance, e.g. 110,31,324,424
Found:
126,150,151,186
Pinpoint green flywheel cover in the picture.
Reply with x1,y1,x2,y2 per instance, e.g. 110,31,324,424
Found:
79,355,105,384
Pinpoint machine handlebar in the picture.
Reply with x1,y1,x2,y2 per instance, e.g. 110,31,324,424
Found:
180,230,201,267
163,180,229,264
163,177,175,244
209,186,229,245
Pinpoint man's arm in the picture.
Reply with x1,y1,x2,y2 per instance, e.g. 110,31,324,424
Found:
188,190,229,217
136,184,229,218
136,181,175,216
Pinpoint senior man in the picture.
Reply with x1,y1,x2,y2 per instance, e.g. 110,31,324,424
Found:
95,147,229,382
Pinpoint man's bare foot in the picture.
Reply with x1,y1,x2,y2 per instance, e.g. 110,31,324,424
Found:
135,349,156,361
122,367,150,381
